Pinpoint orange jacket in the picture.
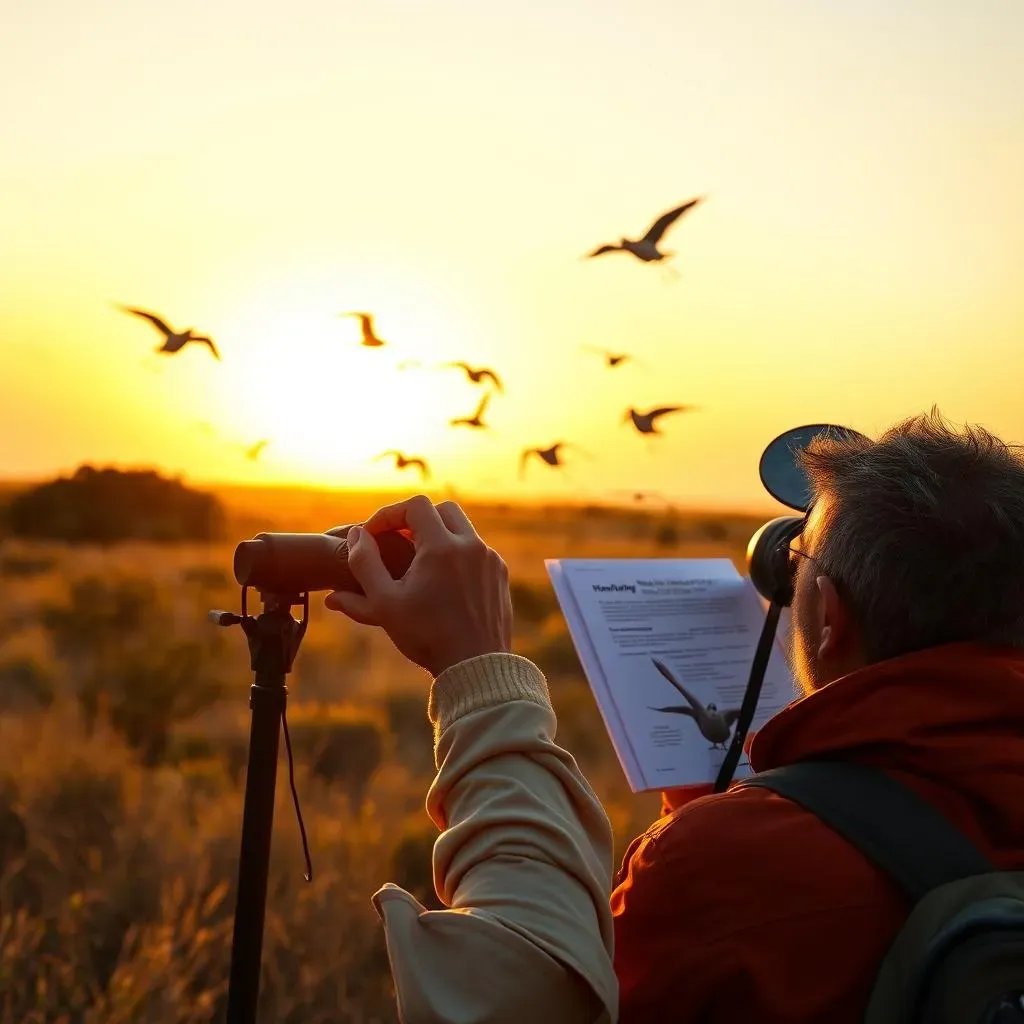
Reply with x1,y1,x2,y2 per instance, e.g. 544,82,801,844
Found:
610,642,1024,1022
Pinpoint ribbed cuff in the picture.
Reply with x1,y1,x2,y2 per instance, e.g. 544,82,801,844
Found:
428,653,551,737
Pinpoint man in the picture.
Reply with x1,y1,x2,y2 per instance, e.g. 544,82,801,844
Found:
328,409,1024,1022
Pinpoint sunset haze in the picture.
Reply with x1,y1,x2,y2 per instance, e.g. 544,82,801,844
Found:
2,0,1022,511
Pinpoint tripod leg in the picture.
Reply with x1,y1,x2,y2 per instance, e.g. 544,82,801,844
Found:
226,676,285,1024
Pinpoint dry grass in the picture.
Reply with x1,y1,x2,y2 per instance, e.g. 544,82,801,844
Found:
0,488,763,1022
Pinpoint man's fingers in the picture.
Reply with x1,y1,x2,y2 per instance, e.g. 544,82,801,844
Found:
344,527,396,598
434,500,478,538
324,589,375,624
362,494,450,547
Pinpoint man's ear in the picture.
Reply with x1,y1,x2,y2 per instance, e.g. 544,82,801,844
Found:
815,575,854,660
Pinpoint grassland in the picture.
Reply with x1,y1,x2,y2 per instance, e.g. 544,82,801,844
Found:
0,485,765,1023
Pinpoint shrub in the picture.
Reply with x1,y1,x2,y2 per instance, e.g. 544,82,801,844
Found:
382,691,433,774
283,707,386,816
0,656,55,711
524,619,584,680
389,827,442,910
0,551,57,577
181,565,233,591
510,580,558,626
41,577,226,763
699,518,730,542
7,465,225,544
654,521,681,548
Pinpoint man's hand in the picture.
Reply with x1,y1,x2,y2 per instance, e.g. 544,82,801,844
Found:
324,495,513,677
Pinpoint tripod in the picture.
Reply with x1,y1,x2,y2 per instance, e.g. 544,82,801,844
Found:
210,587,313,1024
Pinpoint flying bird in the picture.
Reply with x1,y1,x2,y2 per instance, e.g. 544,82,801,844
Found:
519,442,591,479
624,405,695,435
648,657,741,749
245,439,269,461
585,198,702,264
442,362,504,392
340,312,386,347
375,450,430,479
609,489,674,506
118,306,220,359
581,345,635,368
450,392,491,429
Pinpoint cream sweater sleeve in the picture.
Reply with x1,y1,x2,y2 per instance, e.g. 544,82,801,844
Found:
371,653,618,1024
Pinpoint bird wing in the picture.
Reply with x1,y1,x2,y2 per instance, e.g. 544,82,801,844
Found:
342,311,373,336
587,244,621,257
647,705,698,719
121,306,172,335
645,405,687,422
641,199,701,245
474,391,491,419
444,361,471,372
650,658,706,714
722,709,743,728
518,448,538,477
480,369,503,390
411,459,430,477
195,336,220,359
374,450,401,462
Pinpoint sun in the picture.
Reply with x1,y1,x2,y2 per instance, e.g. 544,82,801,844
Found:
205,297,483,489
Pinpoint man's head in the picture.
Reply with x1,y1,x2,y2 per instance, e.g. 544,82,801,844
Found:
785,408,1024,694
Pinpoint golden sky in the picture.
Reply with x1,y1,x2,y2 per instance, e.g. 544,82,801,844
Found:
2,0,1022,511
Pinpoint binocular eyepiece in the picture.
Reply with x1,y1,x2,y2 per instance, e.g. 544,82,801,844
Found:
233,525,416,596
746,515,805,607
743,422,868,608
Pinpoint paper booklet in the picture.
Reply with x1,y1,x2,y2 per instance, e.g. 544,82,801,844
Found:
545,558,799,793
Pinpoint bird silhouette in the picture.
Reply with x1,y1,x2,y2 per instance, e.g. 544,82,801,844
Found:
450,392,491,429
581,345,636,368
245,439,269,461
624,405,695,435
609,489,674,507
586,198,702,264
524,444,581,479
442,361,504,392
119,306,220,360
340,312,386,347
647,657,741,749
375,450,430,479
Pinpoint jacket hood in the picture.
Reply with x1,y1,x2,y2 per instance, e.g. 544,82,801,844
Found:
749,642,1024,848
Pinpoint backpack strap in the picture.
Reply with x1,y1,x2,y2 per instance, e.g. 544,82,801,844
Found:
736,761,995,903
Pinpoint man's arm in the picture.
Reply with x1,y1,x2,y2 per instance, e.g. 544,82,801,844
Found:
324,496,617,1021
373,653,618,1024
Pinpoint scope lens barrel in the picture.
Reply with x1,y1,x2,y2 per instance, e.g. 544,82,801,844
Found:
232,528,415,595
233,533,349,593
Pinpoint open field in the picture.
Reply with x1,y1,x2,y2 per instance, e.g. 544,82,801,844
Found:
0,485,766,1022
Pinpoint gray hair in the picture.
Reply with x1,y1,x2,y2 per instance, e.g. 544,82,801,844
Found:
798,408,1024,663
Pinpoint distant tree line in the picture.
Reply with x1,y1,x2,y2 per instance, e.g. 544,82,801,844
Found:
4,465,225,543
